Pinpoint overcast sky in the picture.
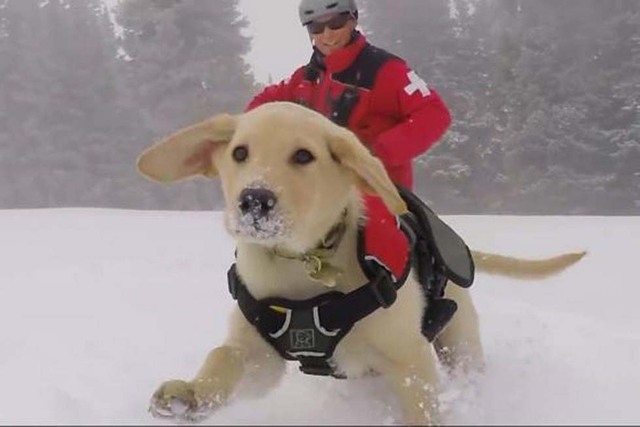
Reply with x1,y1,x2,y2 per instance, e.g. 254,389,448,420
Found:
103,0,311,84
238,0,311,84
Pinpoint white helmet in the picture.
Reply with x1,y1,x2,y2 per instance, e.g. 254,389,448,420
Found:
298,0,358,26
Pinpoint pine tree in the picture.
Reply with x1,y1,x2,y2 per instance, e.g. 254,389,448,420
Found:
483,0,640,213
357,0,640,214
116,0,255,132
358,0,496,213
0,0,128,207
115,0,256,210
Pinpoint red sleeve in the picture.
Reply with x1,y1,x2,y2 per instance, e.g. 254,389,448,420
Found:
245,67,306,112
370,60,452,166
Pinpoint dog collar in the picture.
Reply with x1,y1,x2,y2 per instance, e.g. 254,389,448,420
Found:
270,209,348,287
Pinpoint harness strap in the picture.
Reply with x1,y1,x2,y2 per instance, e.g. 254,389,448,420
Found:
228,264,261,324
316,265,399,330
228,262,400,328
227,261,402,377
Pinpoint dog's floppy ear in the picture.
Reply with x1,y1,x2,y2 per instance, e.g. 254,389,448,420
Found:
137,113,237,183
327,126,408,215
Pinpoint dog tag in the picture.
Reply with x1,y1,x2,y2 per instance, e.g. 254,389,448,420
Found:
304,255,343,287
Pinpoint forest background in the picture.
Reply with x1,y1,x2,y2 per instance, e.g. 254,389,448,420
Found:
1,0,638,215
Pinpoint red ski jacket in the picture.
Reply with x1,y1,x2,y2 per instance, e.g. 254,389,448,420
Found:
246,32,452,189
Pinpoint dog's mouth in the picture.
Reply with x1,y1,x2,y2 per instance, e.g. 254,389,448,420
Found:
226,209,290,243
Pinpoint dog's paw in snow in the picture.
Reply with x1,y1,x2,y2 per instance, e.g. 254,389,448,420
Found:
149,379,218,423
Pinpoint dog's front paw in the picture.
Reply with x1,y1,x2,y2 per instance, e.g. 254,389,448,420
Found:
149,379,216,423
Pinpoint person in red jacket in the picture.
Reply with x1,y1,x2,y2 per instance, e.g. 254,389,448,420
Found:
246,0,452,190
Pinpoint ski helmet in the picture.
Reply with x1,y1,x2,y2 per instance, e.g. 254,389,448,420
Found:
298,0,358,26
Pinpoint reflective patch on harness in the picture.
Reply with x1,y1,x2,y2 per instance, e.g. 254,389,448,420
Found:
290,329,315,350
268,309,292,339
313,307,340,337
269,305,288,314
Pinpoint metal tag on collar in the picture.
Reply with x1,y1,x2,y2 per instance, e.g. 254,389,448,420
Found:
303,254,323,276
304,255,343,287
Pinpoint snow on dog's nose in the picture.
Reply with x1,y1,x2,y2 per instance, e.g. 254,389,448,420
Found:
239,188,277,220
230,186,288,242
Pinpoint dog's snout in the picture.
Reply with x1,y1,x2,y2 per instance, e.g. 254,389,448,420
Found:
239,188,277,218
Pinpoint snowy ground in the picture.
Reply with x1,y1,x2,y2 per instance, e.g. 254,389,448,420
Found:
1,209,639,425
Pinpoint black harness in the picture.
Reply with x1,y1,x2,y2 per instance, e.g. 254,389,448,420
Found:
227,189,475,377
228,218,414,377
228,262,400,377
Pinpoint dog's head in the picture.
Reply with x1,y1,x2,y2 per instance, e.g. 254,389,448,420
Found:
137,102,407,252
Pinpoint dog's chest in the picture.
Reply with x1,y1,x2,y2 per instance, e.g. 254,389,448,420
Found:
232,237,402,378
237,255,332,300
235,242,364,300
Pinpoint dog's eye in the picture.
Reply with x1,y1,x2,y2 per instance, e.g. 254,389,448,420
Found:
291,149,315,165
232,145,249,163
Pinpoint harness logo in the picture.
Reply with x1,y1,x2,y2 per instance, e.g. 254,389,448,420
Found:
290,329,315,350
404,70,431,97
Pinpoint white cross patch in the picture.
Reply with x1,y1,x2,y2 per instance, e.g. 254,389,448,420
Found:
404,70,431,97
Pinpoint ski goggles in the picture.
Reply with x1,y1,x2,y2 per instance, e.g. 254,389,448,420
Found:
306,12,353,35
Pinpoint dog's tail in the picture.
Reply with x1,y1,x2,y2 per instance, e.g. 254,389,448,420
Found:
471,250,586,280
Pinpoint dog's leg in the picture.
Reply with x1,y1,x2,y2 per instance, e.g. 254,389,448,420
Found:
149,345,245,421
370,338,440,425
433,284,484,373
150,309,285,421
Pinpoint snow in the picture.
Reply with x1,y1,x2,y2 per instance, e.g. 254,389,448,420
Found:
1,208,639,425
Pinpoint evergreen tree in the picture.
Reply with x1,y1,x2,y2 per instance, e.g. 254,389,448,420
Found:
115,0,256,210
1,0,636,213
358,0,497,213
0,0,130,208
358,0,640,214
483,0,640,213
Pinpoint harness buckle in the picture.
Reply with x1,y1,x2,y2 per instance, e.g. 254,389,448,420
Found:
370,268,397,309
299,363,336,376
298,357,336,377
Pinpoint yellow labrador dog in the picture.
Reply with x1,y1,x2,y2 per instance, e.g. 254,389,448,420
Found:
137,101,585,425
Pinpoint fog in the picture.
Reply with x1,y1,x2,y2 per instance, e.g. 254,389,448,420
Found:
0,0,638,214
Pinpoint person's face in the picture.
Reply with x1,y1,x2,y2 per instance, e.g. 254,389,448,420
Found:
307,12,357,56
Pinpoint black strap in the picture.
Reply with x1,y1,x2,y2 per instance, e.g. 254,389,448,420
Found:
332,43,399,89
229,263,400,331
227,260,405,375
298,357,343,378
330,86,360,127
303,49,324,82
318,264,399,330
228,264,280,337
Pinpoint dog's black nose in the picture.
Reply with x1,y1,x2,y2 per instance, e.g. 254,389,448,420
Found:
239,188,277,219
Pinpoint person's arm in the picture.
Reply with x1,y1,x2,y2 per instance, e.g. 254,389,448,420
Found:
245,68,306,112
370,60,452,166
